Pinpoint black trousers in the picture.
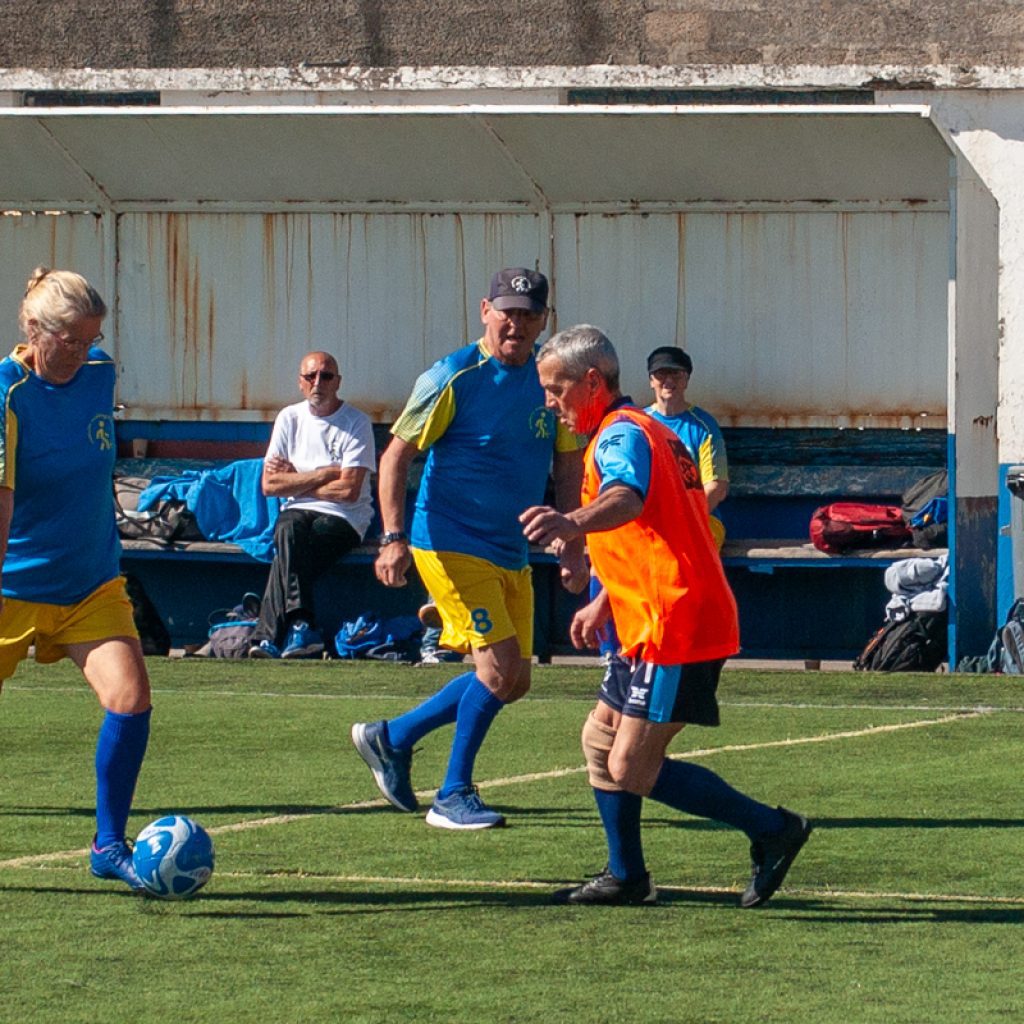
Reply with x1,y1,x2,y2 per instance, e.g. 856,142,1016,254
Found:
253,508,361,646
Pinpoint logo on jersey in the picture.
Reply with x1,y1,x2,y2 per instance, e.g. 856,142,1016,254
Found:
529,406,554,440
668,437,701,489
88,414,114,451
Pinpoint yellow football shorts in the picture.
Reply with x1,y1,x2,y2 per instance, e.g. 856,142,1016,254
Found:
709,514,726,551
412,548,534,657
0,575,138,683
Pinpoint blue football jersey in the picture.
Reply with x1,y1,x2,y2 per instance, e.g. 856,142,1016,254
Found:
0,345,121,603
392,339,577,570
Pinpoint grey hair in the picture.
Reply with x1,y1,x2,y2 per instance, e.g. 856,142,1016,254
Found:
19,266,107,337
536,324,620,390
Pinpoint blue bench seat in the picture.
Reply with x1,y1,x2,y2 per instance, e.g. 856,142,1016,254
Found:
115,425,950,660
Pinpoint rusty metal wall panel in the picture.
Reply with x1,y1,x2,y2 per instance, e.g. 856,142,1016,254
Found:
553,209,948,428
0,212,109,336
7,208,947,429
116,211,547,420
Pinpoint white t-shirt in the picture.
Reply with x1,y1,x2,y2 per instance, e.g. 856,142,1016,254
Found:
265,400,377,538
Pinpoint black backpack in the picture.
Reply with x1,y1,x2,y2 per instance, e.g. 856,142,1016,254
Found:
123,573,172,656
853,611,947,672
960,598,1024,675
901,470,948,549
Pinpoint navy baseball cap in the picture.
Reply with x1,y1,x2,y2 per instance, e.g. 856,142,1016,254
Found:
647,346,693,375
488,267,549,312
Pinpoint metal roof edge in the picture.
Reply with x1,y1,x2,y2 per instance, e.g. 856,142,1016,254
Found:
0,102,935,119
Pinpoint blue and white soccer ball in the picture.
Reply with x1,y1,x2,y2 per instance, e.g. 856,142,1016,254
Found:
133,815,214,899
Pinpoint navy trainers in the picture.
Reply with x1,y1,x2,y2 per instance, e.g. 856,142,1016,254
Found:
351,721,418,812
552,867,657,906
425,785,505,830
248,639,281,659
281,621,324,660
740,807,813,908
90,837,146,892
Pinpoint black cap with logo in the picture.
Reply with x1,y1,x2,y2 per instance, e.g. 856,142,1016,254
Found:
488,268,549,313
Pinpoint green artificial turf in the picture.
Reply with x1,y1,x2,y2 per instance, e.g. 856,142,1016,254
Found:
2,658,1022,1023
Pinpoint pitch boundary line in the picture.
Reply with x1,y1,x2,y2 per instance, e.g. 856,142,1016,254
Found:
0,709,986,870
8,683,1022,716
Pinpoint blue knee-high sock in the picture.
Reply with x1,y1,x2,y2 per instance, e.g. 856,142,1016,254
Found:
592,787,646,882
438,677,505,798
94,707,152,848
649,758,784,840
385,671,476,750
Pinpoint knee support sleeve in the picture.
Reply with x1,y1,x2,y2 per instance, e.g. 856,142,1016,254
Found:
581,710,621,791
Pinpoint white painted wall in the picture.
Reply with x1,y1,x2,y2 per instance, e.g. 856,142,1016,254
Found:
879,89,1024,464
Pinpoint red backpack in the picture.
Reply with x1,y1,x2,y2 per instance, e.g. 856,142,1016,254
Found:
809,503,911,554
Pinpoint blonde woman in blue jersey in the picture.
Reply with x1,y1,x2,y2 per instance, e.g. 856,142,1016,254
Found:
0,267,152,892
352,268,586,830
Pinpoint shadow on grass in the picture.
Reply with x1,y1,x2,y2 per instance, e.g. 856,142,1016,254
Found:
7,805,1024,834
773,902,1024,925
5,883,1022,924
645,814,1024,831
0,803,385,819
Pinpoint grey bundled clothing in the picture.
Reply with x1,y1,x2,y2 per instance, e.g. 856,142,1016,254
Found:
883,554,949,622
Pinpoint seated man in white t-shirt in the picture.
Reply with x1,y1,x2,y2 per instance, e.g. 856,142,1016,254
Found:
248,351,377,659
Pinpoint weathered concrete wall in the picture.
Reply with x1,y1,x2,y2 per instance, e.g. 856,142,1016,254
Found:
0,1,641,68
2,1,1023,70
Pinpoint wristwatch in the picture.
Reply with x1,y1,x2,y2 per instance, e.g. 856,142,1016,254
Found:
379,531,409,548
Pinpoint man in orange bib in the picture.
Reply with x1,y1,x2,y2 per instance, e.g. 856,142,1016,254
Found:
521,324,812,908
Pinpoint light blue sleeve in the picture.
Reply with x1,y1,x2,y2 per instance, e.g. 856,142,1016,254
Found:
593,420,651,498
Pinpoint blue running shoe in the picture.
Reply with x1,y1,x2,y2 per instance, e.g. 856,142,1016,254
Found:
90,837,146,891
248,639,281,659
425,786,505,830
351,721,418,812
281,621,324,660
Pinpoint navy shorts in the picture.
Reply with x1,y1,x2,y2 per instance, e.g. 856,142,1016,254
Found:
598,655,725,726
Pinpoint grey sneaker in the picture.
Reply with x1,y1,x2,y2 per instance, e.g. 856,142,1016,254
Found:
350,721,418,812
425,786,505,830
552,867,657,906
740,807,813,908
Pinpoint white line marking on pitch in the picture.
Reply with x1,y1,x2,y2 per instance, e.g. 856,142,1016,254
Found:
12,864,1024,908
8,684,1024,716
0,710,987,870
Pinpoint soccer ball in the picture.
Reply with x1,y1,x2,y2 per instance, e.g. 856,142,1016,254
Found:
133,815,215,899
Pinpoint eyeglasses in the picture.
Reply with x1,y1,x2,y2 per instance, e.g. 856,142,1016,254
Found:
54,330,104,347
489,306,546,324
301,370,337,383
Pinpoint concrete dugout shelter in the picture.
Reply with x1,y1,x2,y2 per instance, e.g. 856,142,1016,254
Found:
0,103,998,661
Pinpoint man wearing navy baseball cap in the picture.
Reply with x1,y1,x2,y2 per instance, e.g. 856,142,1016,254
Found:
353,266,586,831
487,267,549,313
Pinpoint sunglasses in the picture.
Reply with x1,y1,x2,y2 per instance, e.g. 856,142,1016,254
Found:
300,371,337,383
